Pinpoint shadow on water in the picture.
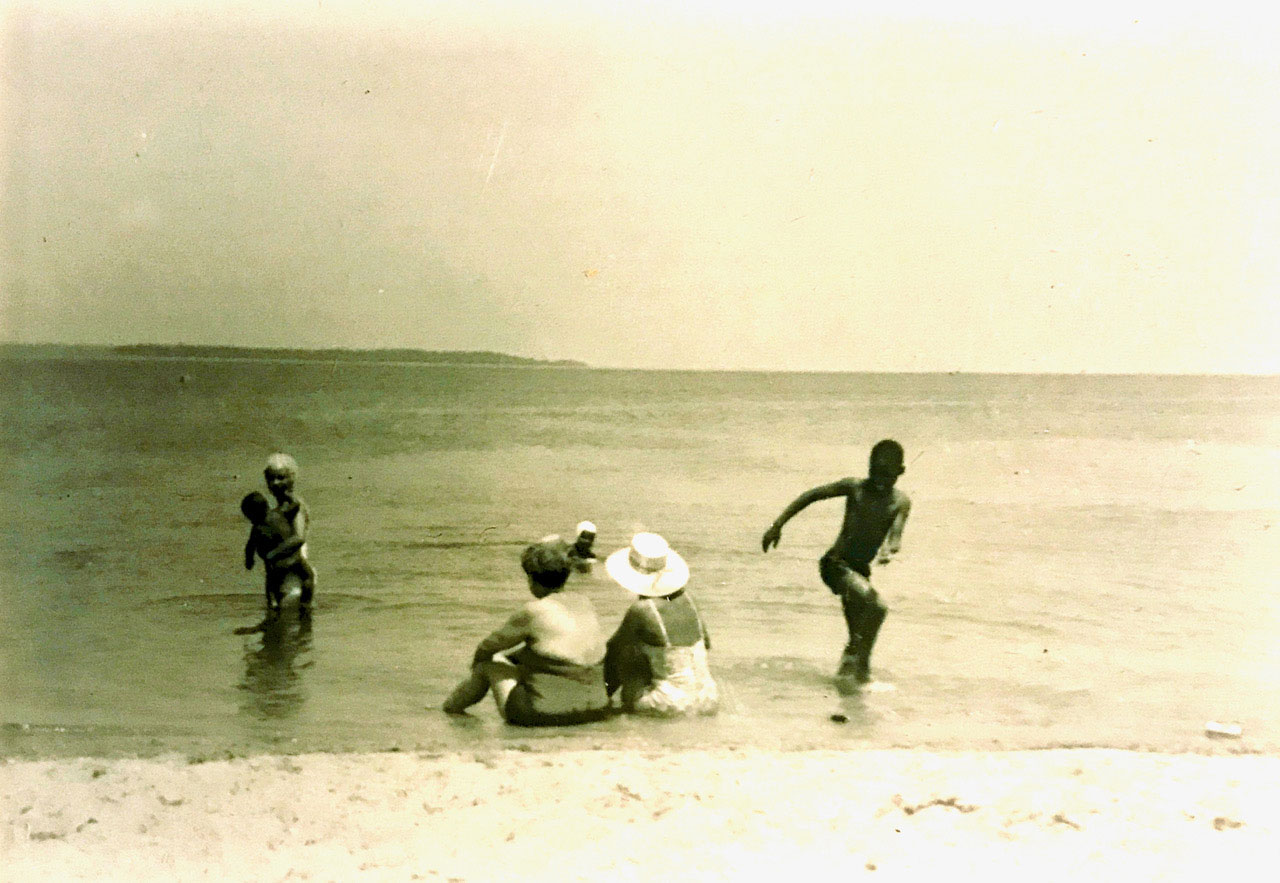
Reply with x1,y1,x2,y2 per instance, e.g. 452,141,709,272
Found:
237,613,314,721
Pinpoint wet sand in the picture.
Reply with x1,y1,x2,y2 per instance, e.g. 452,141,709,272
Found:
4,747,1277,881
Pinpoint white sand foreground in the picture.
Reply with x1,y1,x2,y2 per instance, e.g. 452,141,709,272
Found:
4,748,1278,882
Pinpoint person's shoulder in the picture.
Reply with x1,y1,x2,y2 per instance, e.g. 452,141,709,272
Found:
526,592,577,612
892,487,912,508
627,597,658,618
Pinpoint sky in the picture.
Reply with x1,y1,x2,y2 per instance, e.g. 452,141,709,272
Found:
2,1,1278,372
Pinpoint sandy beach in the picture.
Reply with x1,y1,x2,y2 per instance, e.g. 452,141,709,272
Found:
4,746,1277,881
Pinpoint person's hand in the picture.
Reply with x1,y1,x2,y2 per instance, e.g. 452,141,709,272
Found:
761,523,782,552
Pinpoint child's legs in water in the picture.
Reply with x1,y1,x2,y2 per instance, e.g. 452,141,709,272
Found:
292,558,317,606
271,559,316,607
263,569,286,612
819,555,887,678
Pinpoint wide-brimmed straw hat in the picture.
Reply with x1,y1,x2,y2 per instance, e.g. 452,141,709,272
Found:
605,532,689,597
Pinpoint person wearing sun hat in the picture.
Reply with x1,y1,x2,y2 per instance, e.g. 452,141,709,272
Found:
443,536,611,726
603,532,719,717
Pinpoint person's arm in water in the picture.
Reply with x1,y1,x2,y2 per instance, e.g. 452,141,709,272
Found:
695,603,710,651
875,493,912,565
604,604,648,696
471,606,534,667
605,602,670,696
761,480,854,552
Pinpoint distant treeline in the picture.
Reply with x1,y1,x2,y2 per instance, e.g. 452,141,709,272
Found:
1,342,586,368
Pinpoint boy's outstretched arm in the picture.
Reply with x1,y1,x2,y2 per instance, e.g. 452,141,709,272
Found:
761,481,849,552
875,495,912,564
244,533,257,570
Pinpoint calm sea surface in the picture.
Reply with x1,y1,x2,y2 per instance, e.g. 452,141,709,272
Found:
2,358,1278,758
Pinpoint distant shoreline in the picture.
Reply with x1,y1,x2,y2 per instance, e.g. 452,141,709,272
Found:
2,343,1277,377
0,343,588,369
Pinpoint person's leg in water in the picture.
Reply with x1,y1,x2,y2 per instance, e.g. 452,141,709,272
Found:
821,556,885,682
853,594,888,682
263,568,285,616
294,558,317,613
443,656,520,716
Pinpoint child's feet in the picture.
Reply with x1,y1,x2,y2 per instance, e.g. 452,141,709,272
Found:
836,645,872,683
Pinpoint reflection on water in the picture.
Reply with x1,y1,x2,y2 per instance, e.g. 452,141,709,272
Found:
237,614,313,720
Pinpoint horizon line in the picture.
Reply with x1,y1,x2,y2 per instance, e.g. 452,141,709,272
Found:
2,341,1278,378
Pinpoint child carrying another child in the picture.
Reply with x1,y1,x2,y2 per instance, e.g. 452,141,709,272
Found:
240,453,316,614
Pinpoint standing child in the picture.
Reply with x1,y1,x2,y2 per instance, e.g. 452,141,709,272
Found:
761,439,911,684
240,491,317,614
567,521,598,574
262,452,316,610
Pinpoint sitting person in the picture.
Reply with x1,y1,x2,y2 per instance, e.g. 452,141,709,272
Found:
443,537,611,726
603,532,719,717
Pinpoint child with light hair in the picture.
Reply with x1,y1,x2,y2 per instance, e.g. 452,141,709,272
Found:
261,452,316,610
240,491,316,615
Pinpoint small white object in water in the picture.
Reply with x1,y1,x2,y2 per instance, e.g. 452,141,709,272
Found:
1204,721,1242,738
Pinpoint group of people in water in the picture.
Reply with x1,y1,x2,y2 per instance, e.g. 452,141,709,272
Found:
238,440,913,727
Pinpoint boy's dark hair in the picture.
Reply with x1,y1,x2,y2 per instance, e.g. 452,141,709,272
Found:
521,539,572,590
869,439,906,474
240,491,271,520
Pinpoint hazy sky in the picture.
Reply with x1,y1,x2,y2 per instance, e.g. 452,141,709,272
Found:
3,1,1278,372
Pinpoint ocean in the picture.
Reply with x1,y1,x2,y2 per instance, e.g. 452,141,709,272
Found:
2,357,1277,758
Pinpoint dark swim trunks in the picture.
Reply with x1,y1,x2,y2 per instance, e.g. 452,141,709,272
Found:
502,649,612,727
819,553,871,595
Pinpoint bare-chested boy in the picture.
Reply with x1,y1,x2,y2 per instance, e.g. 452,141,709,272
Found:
262,452,315,609
761,439,911,684
241,491,316,614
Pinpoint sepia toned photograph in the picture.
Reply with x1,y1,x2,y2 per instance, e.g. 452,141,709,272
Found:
3,1,1278,878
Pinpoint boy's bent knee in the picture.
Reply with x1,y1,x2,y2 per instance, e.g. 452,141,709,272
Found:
840,579,877,607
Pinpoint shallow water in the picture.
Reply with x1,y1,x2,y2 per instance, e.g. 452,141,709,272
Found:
2,358,1278,757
